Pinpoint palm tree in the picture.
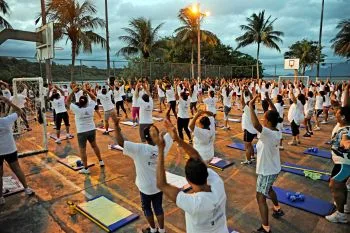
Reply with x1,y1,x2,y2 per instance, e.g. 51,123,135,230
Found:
175,7,218,79
42,0,106,80
235,10,284,79
331,19,350,58
285,39,325,75
0,0,11,28
117,17,164,59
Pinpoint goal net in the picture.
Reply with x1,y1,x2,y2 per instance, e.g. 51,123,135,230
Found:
12,77,48,157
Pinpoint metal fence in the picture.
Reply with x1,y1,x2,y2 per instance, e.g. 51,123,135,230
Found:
1,56,349,82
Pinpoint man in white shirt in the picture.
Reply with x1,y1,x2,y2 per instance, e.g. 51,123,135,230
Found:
0,80,11,115
0,96,35,205
111,113,173,233
97,87,115,135
156,119,229,233
10,93,32,131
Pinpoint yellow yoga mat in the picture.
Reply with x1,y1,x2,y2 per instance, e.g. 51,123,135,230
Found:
78,196,133,227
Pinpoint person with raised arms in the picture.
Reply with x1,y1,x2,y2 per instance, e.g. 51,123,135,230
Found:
96,83,115,135
249,94,284,233
221,84,234,130
136,81,154,142
156,119,229,233
0,96,35,205
67,87,104,174
111,112,173,233
155,79,166,113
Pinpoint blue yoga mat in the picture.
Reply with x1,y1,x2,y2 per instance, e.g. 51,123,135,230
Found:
271,186,335,216
227,142,257,154
281,162,330,181
303,149,332,159
282,127,293,135
208,158,235,171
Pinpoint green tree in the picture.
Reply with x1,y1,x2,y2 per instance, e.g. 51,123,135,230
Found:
285,39,325,75
117,17,164,59
235,10,284,79
0,0,11,28
174,7,218,78
42,0,106,81
331,19,350,58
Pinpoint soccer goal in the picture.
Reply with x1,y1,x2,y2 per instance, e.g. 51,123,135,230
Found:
12,77,48,157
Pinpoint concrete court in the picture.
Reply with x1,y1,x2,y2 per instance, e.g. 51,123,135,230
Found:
0,100,349,233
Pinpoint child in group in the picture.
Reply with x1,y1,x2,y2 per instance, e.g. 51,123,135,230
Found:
321,85,331,124
203,90,218,121
303,91,315,137
221,85,234,129
287,89,306,145
314,90,325,131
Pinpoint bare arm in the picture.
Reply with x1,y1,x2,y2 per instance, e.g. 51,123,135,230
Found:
83,89,96,101
66,91,75,106
111,112,125,147
0,96,22,116
249,96,263,133
265,93,277,112
54,85,64,96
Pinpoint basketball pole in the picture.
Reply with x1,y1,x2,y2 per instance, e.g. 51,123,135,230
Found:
40,0,52,83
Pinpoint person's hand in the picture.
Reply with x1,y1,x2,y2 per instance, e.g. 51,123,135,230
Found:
249,95,258,107
164,119,179,141
157,131,166,150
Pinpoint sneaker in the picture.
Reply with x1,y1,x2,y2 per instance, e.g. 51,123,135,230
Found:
79,168,90,174
288,141,297,146
310,131,314,135
55,139,62,144
314,126,321,131
279,146,284,150
303,133,311,137
99,160,105,167
241,160,252,165
250,157,256,162
24,187,35,196
321,120,328,124
345,204,350,214
102,131,109,135
141,227,158,233
252,226,271,233
53,126,57,129
0,197,5,205
325,211,348,223
272,209,285,218
66,134,73,139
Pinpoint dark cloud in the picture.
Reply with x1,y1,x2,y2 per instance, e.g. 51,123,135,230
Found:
0,0,348,66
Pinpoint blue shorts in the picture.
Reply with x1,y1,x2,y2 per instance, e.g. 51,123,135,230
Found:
331,164,350,182
140,191,164,217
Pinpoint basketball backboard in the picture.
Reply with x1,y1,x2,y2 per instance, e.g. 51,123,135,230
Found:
284,59,300,70
36,22,54,61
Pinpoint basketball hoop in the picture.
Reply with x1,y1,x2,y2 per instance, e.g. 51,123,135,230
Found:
284,59,300,70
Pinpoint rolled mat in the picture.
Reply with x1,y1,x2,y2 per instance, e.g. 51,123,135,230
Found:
281,162,331,181
269,186,335,216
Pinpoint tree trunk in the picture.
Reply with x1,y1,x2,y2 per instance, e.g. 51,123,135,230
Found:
191,44,194,79
256,42,261,79
302,65,306,76
71,42,76,82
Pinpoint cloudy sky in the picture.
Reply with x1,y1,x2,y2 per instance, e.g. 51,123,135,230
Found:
0,0,349,68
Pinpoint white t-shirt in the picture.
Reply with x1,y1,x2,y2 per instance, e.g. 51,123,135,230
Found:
176,169,229,233
113,89,123,102
242,105,258,134
222,91,233,107
203,97,218,114
62,88,69,97
178,98,190,119
166,88,176,102
315,95,324,110
190,85,198,103
260,86,267,100
123,134,173,195
0,113,18,155
74,90,83,103
139,98,153,124
97,90,114,111
70,100,96,133
120,85,126,96
10,94,26,108
157,85,165,98
274,103,284,130
304,97,315,114
287,100,304,125
256,127,282,176
323,93,331,107
51,96,67,114
192,116,215,161
271,87,279,99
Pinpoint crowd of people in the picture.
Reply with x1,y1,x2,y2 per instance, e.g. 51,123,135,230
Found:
0,76,349,233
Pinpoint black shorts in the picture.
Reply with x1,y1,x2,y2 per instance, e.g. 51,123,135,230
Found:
244,129,256,142
291,120,300,136
140,191,164,217
55,112,69,130
316,109,323,117
0,151,18,165
77,130,96,148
